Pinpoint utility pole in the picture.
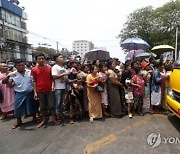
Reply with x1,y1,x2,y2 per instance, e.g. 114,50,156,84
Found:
175,27,178,60
56,42,59,53
0,19,7,61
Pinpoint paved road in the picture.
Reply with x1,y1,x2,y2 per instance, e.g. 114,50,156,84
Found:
0,112,179,154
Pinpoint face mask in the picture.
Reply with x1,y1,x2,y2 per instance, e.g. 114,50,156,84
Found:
8,64,14,70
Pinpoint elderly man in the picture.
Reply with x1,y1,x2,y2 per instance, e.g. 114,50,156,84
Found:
2,59,38,129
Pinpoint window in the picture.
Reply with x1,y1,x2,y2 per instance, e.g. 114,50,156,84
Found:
1,10,5,21
11,15,16,25
15,17,21,27
2,10,21,28
13,30,18,40
18,31,23,42
8,28,13,40
6,13,11,23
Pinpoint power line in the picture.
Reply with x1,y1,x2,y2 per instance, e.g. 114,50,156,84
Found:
28,31,63,46
27,31,123,50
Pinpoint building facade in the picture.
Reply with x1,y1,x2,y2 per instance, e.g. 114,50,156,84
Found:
72,40,94,58
0,0,32,62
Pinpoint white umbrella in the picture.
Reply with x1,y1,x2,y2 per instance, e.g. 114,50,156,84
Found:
136,52,156,58
121,37,150,50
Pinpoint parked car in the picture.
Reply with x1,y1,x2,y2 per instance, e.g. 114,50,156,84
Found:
166,59,180,118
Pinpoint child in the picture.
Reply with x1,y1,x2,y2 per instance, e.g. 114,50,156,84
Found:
99,63,110,117
131,67,145,116
125,78,134,118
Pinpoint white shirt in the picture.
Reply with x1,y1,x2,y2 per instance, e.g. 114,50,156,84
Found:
52,64,67,89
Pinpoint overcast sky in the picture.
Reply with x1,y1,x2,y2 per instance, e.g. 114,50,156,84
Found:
20,0,170,62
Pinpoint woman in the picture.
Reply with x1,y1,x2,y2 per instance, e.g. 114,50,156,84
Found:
77,64,89,115
99,63,110,116
107,60,124,117
0,63,15,120
92,59,100,69
86,65,102,122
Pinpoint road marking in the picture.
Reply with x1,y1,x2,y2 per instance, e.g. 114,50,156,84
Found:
84,114,166,154
84,134,117,154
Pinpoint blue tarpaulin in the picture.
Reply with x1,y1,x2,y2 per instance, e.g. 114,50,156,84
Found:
1,0,22,17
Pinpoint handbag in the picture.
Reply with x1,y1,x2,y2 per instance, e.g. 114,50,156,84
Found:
96,83,104,92
0,90,4,103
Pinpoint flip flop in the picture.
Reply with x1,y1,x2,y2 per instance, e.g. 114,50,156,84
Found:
53,120,60,125
70,120,75,124
149,111,155,114
1,116,6,120
37,122,46,128
12,123,22,130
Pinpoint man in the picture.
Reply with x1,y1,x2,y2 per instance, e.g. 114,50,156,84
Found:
52,54,69,120
31,53,58,128
150,62,168,113
2,59,38,129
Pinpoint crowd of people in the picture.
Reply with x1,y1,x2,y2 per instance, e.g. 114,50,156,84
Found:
0,53,172,129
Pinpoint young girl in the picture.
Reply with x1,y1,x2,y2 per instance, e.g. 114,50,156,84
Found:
99,63,110,117
124,78,134,118
131,67,145,116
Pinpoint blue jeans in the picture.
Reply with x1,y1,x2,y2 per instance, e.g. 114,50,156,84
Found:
55,89,65,116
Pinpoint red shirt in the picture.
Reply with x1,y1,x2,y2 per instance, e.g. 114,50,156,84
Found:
31,65,52,92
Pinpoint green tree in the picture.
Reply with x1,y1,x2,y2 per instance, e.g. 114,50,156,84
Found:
118,0,180,48
60,48,79,58
34,46,56,55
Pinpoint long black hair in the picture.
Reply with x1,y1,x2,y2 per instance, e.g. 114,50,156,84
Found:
107,59,115,69
89,65,97,73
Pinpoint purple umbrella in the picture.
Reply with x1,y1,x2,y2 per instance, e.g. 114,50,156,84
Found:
125,49,144,60
121,37,150,50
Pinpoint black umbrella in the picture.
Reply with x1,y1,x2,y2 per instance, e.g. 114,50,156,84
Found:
87,49,110,61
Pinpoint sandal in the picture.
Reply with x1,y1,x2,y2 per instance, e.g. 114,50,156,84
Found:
139,113,144,116
104,112,110,117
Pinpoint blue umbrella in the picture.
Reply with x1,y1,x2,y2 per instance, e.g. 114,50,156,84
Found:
121,37,150,51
